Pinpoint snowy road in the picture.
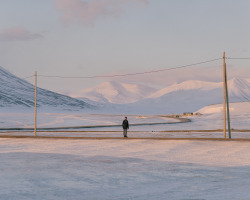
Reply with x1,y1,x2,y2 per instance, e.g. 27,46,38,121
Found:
1,129,250,139
1,139,250,200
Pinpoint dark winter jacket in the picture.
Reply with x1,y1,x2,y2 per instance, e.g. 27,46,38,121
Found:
122,119,129,129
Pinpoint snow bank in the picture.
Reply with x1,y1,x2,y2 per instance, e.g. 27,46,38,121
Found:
198,102,250,114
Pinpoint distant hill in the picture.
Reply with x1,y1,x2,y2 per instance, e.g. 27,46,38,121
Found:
125,78,250,114
227,78,250,102
71,81,157,104
197,102,250,114
0,66,93,111
71,78,250,114
148,78,250,102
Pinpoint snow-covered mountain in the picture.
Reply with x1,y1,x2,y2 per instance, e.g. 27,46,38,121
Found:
71,81,157,104
149,78,250,101
69,77,250,114
228,78,250,102
122,78,250,114
1,64,249,115
0,66,93,111
148,80,221,99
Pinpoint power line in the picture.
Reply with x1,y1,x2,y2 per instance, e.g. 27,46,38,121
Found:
22,75,34,80
37,58,222,79
227,57,250,60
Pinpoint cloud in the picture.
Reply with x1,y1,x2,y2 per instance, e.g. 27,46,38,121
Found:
0,27,43,41
55,0,148,26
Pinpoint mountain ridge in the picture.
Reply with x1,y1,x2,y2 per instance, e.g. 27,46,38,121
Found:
0,66,93,111
1,65,249,114
71,81,157,104
69,78,250,114
71,78,250,104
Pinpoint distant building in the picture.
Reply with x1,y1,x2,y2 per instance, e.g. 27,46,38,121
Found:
170,114,180,118
183,112,193,116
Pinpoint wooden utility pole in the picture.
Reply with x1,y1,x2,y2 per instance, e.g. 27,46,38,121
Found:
223,52,226,139
225,64,231,138
34,71,37,136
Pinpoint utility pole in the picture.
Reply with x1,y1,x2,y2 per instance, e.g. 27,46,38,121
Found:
34,71,37,136
225,64,231,138
223,52,226,139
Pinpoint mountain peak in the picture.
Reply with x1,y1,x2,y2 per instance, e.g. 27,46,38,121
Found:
149,80,221,99
71,81,157,104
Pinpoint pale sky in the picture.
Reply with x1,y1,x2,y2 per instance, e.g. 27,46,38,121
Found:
0,0,249,93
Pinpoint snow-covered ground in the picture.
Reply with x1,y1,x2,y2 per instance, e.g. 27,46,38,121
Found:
1,139,250,200
0,113,179,130
0,102,249,133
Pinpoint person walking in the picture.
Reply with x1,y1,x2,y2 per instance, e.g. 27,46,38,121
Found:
122,117,129,137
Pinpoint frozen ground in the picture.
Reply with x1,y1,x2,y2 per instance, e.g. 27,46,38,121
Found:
1,139,250,200
0,102,249,134
0,102,249,199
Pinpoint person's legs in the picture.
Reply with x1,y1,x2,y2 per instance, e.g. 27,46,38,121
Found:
123,129,127,137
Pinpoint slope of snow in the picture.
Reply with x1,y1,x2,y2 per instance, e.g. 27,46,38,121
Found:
149,78,250,101
227,77,250,102
197,101,250,114
120,88,223,114
149,80,221,98
113,78,250,114
71,81,157,104
0,66,93,111
184,101,249,131
68,78,250,114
